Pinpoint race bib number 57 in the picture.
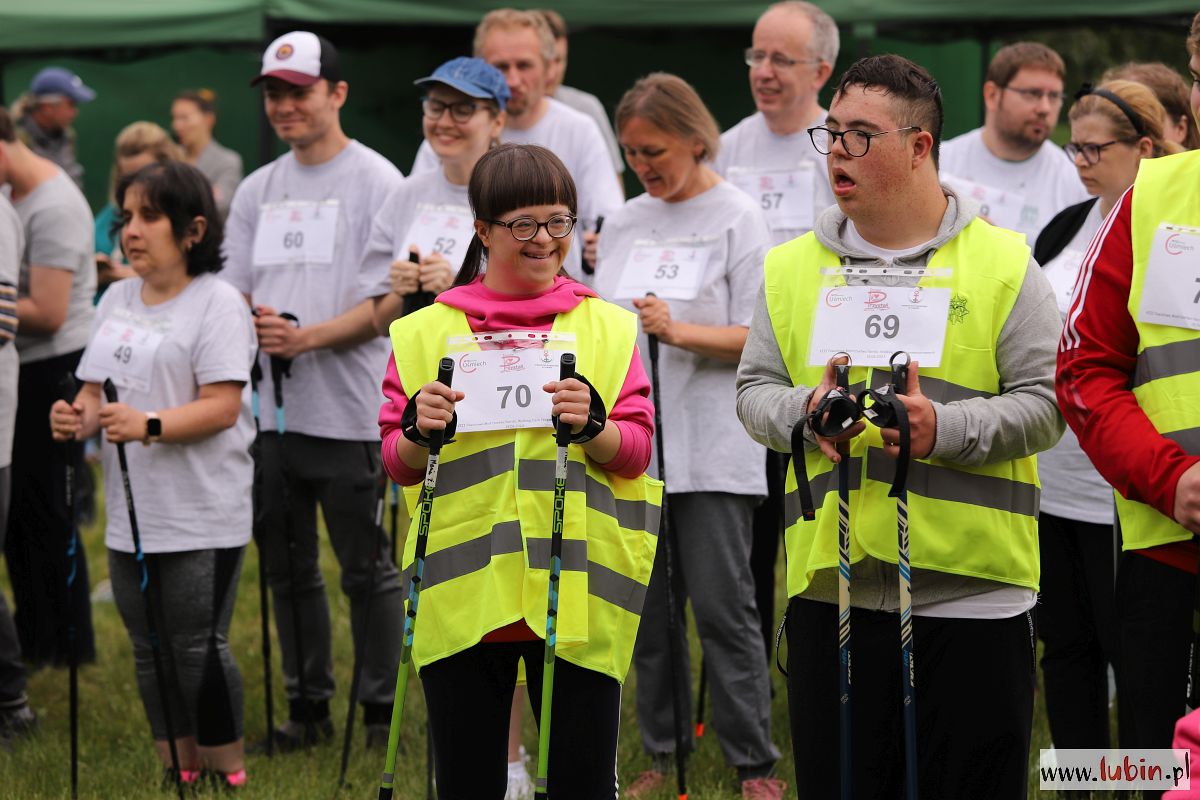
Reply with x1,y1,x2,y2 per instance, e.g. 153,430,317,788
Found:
808,285,951,367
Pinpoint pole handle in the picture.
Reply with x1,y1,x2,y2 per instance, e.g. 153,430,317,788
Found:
556,353,577,446
102,378,119,404
429,357,455,453
890,350,910,395
644,292,660,363
59,373,77,403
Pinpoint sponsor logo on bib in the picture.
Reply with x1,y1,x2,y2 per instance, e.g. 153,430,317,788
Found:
1165,233,1196,256
459,354,488,374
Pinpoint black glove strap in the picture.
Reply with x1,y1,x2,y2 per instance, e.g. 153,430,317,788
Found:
554,373,607,444
807,386,862,439
859,386,910,497
400,390,457,448
791,417,816,522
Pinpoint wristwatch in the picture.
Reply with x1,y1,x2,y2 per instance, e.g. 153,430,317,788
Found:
143,412,162,446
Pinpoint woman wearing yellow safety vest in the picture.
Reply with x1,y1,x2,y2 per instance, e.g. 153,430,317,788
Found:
378,143,661,798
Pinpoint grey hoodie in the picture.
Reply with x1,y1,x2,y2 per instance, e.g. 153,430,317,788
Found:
735,188,1065,611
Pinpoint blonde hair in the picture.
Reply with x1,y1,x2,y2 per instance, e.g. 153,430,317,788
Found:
109,121,183,201
474,9,556,64
616,73,721,162
1104,61,1200,150
1069,79,1184,158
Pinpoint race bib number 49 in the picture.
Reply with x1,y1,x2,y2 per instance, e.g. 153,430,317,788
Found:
808,285,951,367
450,347,575,433
252,200,339,267
1138,225,1200,330
81,309,167,393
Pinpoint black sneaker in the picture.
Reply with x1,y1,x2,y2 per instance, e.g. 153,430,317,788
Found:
249,717,333,754
0,703,36,749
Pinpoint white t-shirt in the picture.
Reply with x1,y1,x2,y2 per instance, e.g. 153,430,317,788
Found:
1036,202,1114,525
844,217,1038,619
222,141,404,441
714,111,835,247
412,98,624,280
0,195,22,469
362,170,473,287
940,128,1088,244
593,181,768,495
77,274,256,554
554,84,623,174
14,169,95,364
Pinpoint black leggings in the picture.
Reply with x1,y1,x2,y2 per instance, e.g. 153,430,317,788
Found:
421,641,621,799
110,547,245,745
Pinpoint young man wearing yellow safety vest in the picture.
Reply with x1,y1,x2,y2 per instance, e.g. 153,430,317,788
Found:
736,54,1064,799
1056,10,1200,759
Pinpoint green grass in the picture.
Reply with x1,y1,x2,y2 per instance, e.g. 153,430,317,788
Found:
0,464,1139,797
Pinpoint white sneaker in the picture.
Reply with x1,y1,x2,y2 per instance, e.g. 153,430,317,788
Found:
505,747,534,800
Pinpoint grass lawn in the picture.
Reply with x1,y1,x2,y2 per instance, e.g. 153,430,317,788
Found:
0,465,1141,797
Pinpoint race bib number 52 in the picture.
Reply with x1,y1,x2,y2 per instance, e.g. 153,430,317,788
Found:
808,284,951,367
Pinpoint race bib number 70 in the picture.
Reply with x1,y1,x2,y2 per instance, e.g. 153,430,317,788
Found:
450,346,576,433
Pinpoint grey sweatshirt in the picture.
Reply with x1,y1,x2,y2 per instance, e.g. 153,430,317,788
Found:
735,188,1065,611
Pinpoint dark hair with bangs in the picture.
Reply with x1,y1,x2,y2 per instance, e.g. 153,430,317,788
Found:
834,54,944,168
114,161,224,276
454,143,578,287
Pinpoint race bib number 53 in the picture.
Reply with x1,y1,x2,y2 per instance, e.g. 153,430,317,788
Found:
808,285,951,367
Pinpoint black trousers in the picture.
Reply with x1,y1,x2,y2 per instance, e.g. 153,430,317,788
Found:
1037,512,1118,749
421,641,621,800
1115,551,1193,756
749,450,785,662
786,596,1035,800
4,350,94,666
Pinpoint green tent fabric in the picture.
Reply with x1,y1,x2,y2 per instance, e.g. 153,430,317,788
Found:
1,0,1197,51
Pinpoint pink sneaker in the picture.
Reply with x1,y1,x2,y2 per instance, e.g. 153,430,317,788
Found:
624,770,666,798
741,776,787,800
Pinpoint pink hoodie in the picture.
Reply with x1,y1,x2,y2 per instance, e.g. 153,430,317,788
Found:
379,276,654,484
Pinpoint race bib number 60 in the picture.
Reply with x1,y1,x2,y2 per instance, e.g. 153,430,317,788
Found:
808,284,951,367
252,200,339,267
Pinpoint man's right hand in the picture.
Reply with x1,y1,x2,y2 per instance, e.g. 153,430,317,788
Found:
806,356,865,463
1174,461,1200,534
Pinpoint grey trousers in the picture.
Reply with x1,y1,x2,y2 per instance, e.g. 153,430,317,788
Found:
110,547,245,744
256,432,403,711
0,464,27,706
633,491,780,770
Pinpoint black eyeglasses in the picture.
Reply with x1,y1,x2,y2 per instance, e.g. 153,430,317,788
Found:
484,214,577,241
421,96,484,123
1064,139,1137,166
743,48,821,70
808,126,922,158
1002,86,1064,105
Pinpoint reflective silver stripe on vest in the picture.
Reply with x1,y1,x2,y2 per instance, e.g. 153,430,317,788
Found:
1165,427,1200,455
865,449,1039,517
868,370,994,404
782,457,864,528
587,560,648,615
1133,338,1200,388
401,520,523,594
518,459,657,533
526,537,588,572
435,442,515,496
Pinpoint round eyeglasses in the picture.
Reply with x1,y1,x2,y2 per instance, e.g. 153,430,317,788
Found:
484,214,577,241
422,96,484,124
1064,139,1136,166
808,126,922,158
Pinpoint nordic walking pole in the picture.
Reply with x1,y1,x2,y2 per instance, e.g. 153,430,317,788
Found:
390,482,400,568
860,352,917,799
695,661,707,739
378,357,455,800
644,292,690,800
102,379,185,800
248,345,275,757
834,361,853,800
534,353,577,800
268,312,315,744
338,472,388,790
58,374,80,800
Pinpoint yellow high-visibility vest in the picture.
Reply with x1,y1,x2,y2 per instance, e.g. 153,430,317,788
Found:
389,296,663,681
764,219,1041,597
1121,151,1200,549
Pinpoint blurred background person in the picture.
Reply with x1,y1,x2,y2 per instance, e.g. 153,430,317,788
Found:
10,66,96,190
1102,61,1200,151
171,89,243,220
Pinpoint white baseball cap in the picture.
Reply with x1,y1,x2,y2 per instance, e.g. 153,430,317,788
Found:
252,31,341,87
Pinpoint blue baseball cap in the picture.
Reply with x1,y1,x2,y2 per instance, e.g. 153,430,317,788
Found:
30,67,96,104
414,57,510,111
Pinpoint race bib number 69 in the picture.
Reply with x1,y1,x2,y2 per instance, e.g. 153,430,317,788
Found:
808,284,951,367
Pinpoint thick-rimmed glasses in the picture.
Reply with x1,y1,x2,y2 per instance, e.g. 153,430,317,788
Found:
421,96,483,123
484,214,577,241
1064,139,1136,166
808,126,922,158
744,48,821,70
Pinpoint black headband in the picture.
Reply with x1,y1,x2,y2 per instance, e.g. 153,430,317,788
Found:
1075,82,1147,138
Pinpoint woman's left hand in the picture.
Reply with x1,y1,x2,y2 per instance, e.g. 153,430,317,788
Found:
544,378,591,434
632,295,675,343
99,401,149,444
